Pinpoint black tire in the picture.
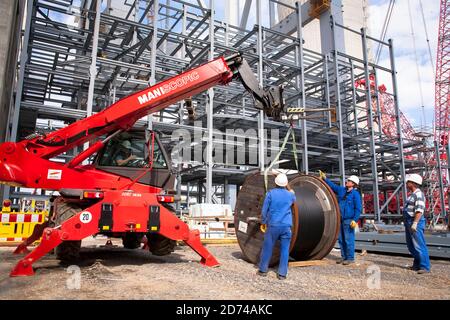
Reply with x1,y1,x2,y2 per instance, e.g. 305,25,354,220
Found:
122,233,144,249
147,233,176,256
54,201,82,263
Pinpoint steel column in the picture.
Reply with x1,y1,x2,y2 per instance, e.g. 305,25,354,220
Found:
362,27,380,222
148,0,159,131
3,0,34,201
349,60,359,134
9,0,34,142
240,0,252,30
257,0,265,172
388,39,407,203
224,177,229,204
296,2,308,173
320,0,345,55
86,0,101,119
181,4,187,60
205,0,214,203
435,141,447,226
331,16,345,184
269,0,276,27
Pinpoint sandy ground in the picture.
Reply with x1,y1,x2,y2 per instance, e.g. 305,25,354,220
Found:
0,237,449,300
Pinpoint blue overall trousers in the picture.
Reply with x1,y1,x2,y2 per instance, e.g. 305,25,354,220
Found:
403,209,431,271
258,226,292,277
339,219,355,261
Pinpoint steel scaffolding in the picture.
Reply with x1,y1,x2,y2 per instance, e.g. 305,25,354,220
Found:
4,0,428,222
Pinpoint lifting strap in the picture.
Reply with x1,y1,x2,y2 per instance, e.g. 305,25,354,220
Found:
264,124,299,191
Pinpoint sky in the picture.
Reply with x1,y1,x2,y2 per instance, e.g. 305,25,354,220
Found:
368,0,439,132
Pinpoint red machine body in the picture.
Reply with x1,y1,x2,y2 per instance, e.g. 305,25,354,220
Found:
0,56,249,276
0,57,232,191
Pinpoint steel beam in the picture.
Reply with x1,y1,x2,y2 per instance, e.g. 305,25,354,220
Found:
240,0,252,30
271,1,313,35
353,232,450,259
205,0,214,203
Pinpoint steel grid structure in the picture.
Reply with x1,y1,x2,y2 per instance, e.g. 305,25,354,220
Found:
435,0,450,147
431,0,450,226
3,0,427,221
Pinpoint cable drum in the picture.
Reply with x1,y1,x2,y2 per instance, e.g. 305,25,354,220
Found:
234,172,340,266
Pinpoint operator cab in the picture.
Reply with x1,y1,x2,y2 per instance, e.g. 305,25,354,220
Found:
94,130,175,189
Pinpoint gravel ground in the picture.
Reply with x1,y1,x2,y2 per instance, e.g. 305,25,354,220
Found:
0,237,449,300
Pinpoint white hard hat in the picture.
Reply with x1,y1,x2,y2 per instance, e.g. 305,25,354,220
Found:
275,173,288,187
121,140,131,149
347,175,360,185
406,173,422,186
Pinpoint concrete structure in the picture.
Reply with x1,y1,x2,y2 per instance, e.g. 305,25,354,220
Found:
0,0,24,143
278,0,371,58
0,0,25,199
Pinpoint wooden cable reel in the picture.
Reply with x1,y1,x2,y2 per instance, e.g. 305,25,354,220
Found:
234,172,340,266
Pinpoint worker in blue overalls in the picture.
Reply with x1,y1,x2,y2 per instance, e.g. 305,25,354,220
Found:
320,171,362,265
404,174,430,274
257,173,296,280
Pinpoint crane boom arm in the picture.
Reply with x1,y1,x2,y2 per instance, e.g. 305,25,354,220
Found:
27,57,233,159
24,54,284,160
0,54,284,189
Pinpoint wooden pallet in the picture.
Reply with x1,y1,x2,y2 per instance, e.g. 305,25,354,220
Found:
288,259,331,267
201,238,238,245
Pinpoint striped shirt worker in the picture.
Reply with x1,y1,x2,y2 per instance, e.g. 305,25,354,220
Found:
405,189,425,217
403,173,430,273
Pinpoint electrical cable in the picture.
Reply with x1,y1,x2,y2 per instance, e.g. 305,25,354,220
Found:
376,0,395,64
419,0,436,78
407,0,426,131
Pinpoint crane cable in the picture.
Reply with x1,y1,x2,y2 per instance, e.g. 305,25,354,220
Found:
407,0,426,131
375,0,395,64
419,0,436,79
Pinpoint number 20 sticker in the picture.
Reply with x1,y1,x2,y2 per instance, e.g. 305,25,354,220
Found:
80,211,92,224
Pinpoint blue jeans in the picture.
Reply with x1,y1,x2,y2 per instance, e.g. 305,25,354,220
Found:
339,219,355,261
403,212,431,271
258,226,292,277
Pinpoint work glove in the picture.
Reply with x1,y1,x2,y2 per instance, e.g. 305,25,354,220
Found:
319,170,326,180
260,224,267,233
411,222,418,233
350,220,358,229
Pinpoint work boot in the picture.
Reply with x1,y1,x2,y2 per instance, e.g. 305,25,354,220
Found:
342,260,355,265
256,270,268,277
407,266,419,271
417,269,430,274
277,274,286,280
336,258,345,264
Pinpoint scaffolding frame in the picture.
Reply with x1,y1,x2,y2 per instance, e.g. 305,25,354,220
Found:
4,0,431,222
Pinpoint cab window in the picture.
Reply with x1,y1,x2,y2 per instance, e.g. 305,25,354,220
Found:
98,132,168,169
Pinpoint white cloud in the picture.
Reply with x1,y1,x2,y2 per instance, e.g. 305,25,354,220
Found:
369,0,439,131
